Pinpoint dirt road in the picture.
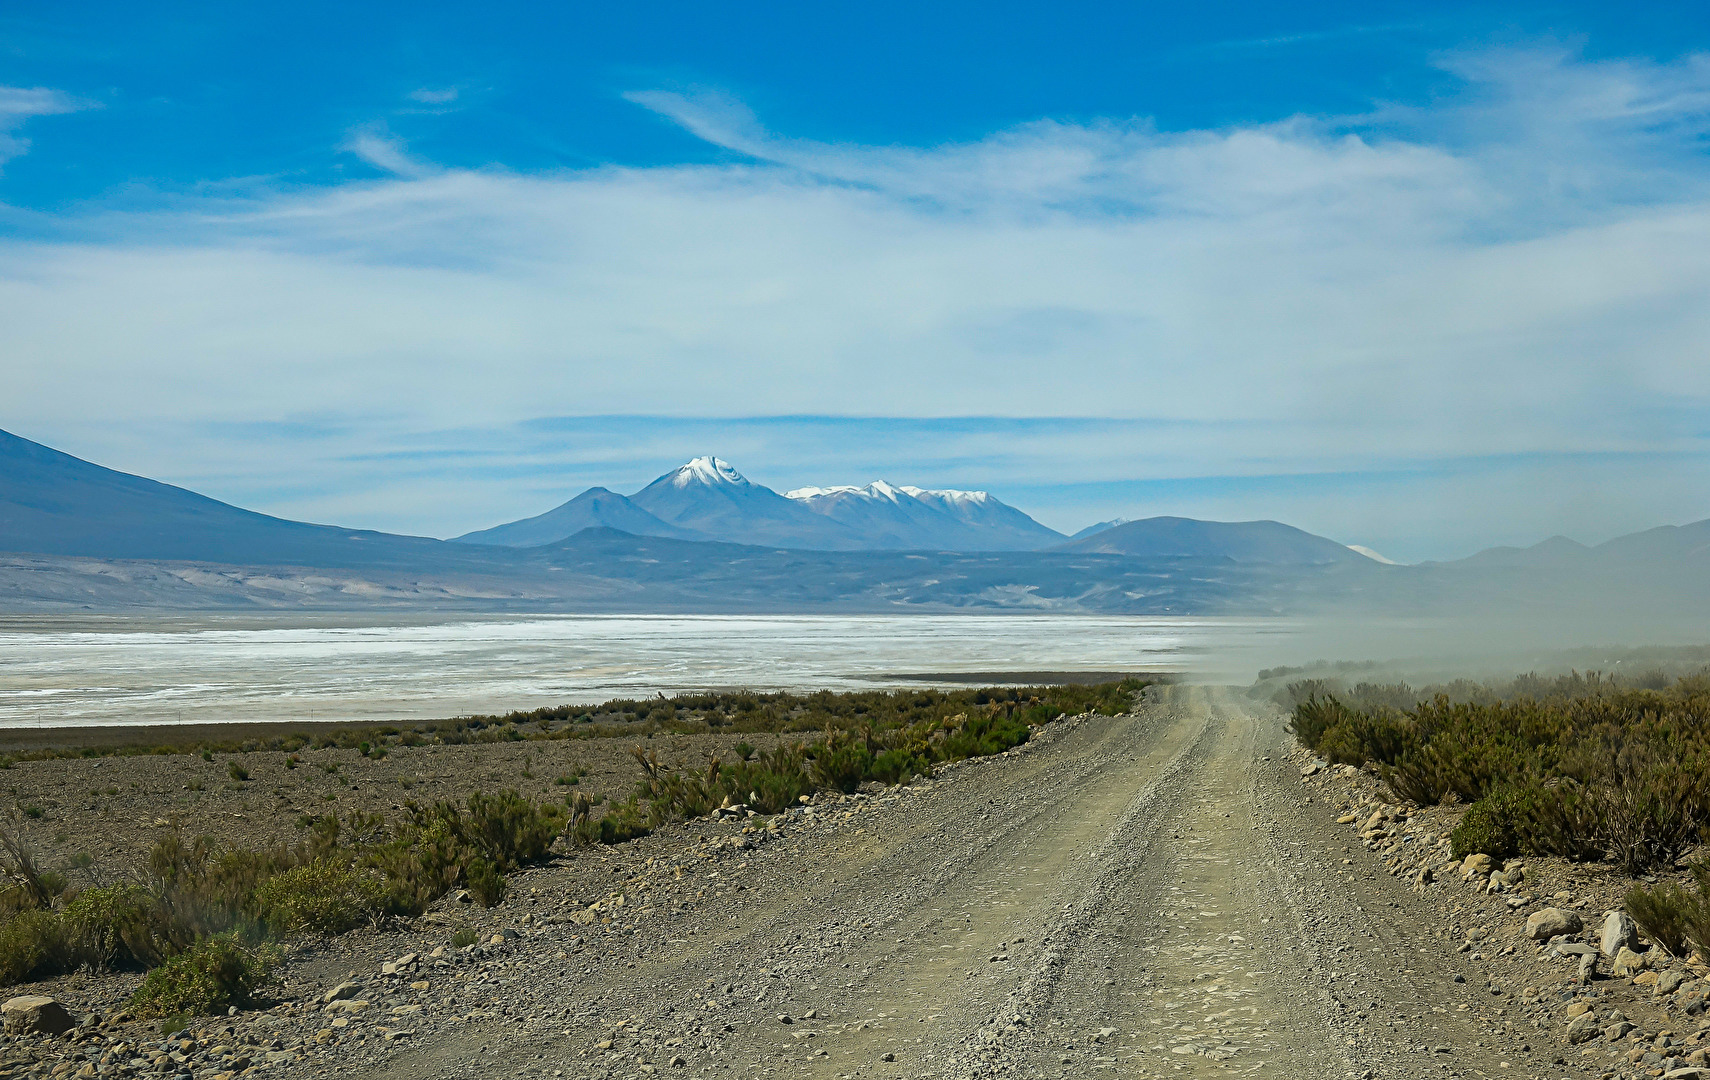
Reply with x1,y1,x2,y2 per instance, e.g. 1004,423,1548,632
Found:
347,685,1555,1080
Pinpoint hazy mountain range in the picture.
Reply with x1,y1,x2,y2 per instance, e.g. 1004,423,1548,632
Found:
2,426,1706,615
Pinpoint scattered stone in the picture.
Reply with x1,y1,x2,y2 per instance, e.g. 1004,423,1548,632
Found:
1527,908,1583,941
1613,947,1648,978
1566,1013,1602,1044
1,996,74,1035
322,982,362,1004
1657,971,1687,996
1461,854,1496,878
1602,911,1640,958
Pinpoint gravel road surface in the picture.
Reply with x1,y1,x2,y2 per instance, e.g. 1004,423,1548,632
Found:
359,686,1527,1080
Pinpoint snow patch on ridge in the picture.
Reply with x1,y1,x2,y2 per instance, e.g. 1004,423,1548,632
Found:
1347,544,1400,565
785,482,990,504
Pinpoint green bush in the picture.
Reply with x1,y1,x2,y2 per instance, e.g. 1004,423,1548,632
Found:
595,801,652,846
129,935,277,1017
227,762,249,782
464,857,504,907
0,909,67,984
809,735,872,794
1289,675,1710,874
62,884,161,967
868,748,927,785
1450,789,1525,860
1625,879,1703,957
250,859,386,934
366,790,563,912
451,928,477,948
940,713,1031,760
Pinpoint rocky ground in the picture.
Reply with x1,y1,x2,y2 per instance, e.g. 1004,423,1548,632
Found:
1,685,1707,1080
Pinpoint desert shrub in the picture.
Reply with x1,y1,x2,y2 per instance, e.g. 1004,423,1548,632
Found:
867,748,927,785
145,835,295,945
1592,743,1710,875
250,859,386,934
129,935,278,1017
463,790,564,869
0,910,68,984
940,713,1031,760
1290,694,1366,751
809,734,873,794
1625,879,1702,957
594,801,652,846
227,762,249,782
464,857,504,907
1290,674,1710,874
368,791,563,911
1450,788,1526,860
451,928,478,948
62,884,162,967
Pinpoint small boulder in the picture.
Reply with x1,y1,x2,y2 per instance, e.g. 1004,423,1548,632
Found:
1657,970,1687,996
1601,911,1639,958
1612,946,1647,978
322,982,362,1004
1576,953,1598,982
1461,854,1496,879
1565,1012,1601,1044
1,996,74,1035
1526,908,1584,941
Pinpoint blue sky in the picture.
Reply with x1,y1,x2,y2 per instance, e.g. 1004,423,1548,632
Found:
4,3,1710,561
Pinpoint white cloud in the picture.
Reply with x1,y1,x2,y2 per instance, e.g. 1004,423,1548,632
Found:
0,86,84,171
408,87,460,105
339,125,436,177
3,48,1710,553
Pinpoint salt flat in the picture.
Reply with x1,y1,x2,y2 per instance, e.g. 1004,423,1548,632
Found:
0,613,1288,729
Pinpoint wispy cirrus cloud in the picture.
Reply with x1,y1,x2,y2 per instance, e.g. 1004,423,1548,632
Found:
340,125,437,177
0,86,86,171
4,47,1710,557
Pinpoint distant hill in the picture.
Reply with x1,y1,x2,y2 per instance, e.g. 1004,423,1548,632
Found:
1448,521,1710,568
0,427,456,568
454,487,705,546
1450,535,1594,569
1069,518,1130,541
1054,516,1365,565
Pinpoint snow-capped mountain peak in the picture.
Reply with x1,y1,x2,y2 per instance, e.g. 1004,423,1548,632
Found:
784,481,910,504
899,485,990,505
668,456,749,489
